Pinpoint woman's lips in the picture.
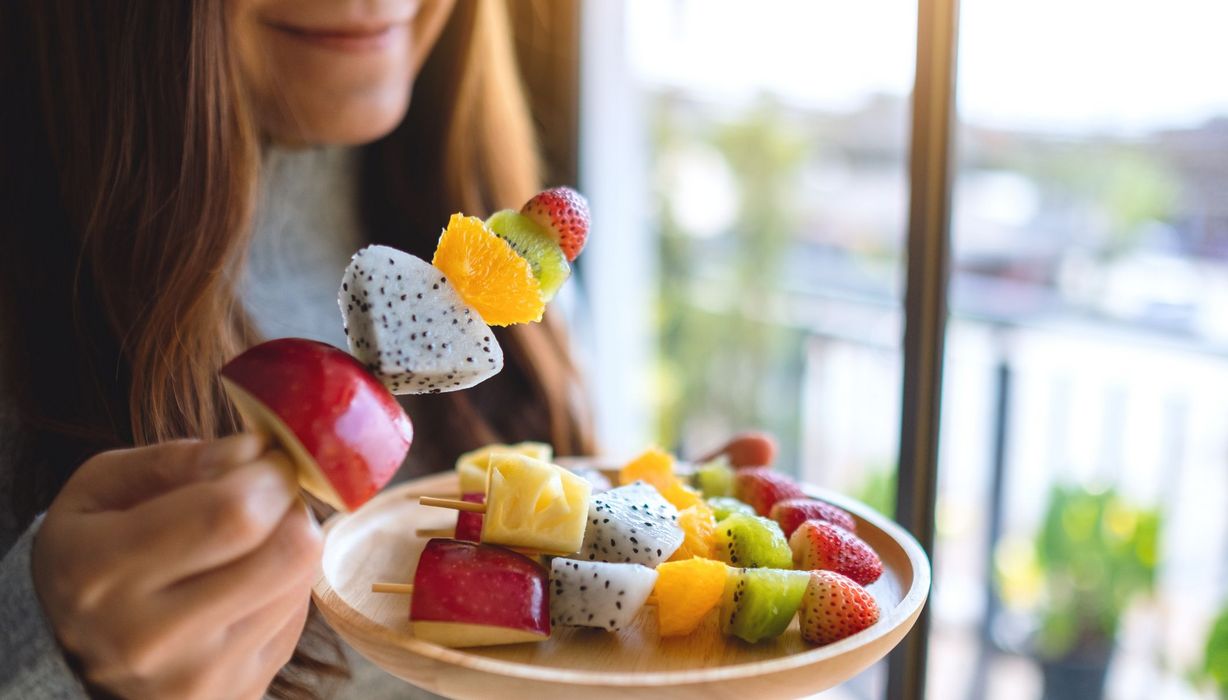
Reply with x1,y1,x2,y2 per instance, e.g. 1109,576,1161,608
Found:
263,19,408,52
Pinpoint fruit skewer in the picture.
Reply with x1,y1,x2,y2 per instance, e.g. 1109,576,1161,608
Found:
375,557,879,647
373,581,661,604
214,189,591,515
341,188,590,395
419,454,593,555
385,539,552,648
422,475,689,566
371,557,659,636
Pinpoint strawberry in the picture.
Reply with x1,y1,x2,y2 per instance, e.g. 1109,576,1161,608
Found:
521,187,589,262
789,520,883,586
733,467,805,516
799,570,880,646
770,498,857,538
696,431,778,469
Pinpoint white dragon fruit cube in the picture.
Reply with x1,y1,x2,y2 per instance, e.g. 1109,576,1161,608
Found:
549,559,657,631
576,482,684,567
338,245,503,394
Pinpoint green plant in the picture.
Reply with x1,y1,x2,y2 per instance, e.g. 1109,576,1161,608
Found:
1203,603,1228,698
996,483,1161,660
853,464,896,518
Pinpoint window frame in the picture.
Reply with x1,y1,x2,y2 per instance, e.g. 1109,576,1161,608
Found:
886,0,960,698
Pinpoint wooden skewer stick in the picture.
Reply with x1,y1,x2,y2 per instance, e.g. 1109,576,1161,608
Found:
372,582,415,595
419,496,485,513
414,528,455,538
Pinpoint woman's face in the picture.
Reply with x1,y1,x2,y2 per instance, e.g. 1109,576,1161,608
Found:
231,0,457,145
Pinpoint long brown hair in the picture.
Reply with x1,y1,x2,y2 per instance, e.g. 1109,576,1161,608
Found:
0,0,592,696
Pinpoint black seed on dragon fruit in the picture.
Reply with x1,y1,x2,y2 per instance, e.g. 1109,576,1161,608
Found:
576,482,684,567
548,559,657,631
338,245,503,394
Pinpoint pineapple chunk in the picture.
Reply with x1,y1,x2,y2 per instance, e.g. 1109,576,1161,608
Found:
455,441,553,493
482,454,591,554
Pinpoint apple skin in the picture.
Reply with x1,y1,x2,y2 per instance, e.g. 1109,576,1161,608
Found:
220,338,413,511
411,539,549,642
455,493,485,542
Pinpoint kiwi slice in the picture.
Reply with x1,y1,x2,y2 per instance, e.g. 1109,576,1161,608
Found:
486,210,570,301
714,513,793,569
694,457,735,498
720,568,809,643
708,497,756,521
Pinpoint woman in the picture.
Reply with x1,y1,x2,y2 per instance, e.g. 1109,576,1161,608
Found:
0,1,593,697
0,2,767,697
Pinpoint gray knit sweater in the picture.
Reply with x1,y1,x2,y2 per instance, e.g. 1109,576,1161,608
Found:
0,147,437,699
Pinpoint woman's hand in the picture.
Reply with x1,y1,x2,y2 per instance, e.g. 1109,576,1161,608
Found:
31,434,319,700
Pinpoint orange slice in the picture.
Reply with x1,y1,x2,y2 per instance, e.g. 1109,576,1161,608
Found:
661,482,705,511
432,214,544,326
653,557,727,636
619,447,676,492
670,502,717,560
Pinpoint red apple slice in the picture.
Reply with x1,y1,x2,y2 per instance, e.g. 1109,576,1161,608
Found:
220,338,413,512
410,539,549,647
455,493,485,542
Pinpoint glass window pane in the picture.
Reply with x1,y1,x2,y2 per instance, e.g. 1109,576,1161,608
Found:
582,2,915,696
936,1,1228,698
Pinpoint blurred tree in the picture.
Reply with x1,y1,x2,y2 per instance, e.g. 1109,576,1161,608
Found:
652,95,809,470
1203,602,1228,698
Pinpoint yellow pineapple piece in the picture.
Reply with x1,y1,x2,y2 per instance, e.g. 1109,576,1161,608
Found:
653,558,728,636
455,441,553,493
482,454,591,554
669,502,718,560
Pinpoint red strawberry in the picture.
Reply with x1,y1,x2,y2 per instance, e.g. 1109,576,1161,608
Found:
799,570,880,645
697,430,778,469
455,492,484,542
770,498,857,538
521,187,589,262
733,467,805,516
789,520,882,585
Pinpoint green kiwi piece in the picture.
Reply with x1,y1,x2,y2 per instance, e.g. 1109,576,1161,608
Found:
694,457,735,498
486,210,570,301
720,568,809,643
708,497,756,521
714,513,793,569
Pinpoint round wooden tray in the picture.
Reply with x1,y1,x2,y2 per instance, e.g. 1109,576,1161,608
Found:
312,470,930,699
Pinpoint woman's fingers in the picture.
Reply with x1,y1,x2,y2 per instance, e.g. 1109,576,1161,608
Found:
226,588,311,672
163,501,321,632
158,590,308,700
260,596,311,670
61,504,315,699
64,434,267,513
174,587,310,700
116,451,299,588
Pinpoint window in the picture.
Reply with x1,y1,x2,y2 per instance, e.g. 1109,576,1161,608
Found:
574,1,1228,698
934,1,1228,698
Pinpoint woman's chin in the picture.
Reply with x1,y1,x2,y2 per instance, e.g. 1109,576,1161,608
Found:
263,88,412,147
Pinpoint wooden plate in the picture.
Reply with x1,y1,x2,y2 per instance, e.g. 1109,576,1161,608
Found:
312,470,930,700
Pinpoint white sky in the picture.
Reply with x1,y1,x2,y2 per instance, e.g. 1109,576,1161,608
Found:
626,0,1228,135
